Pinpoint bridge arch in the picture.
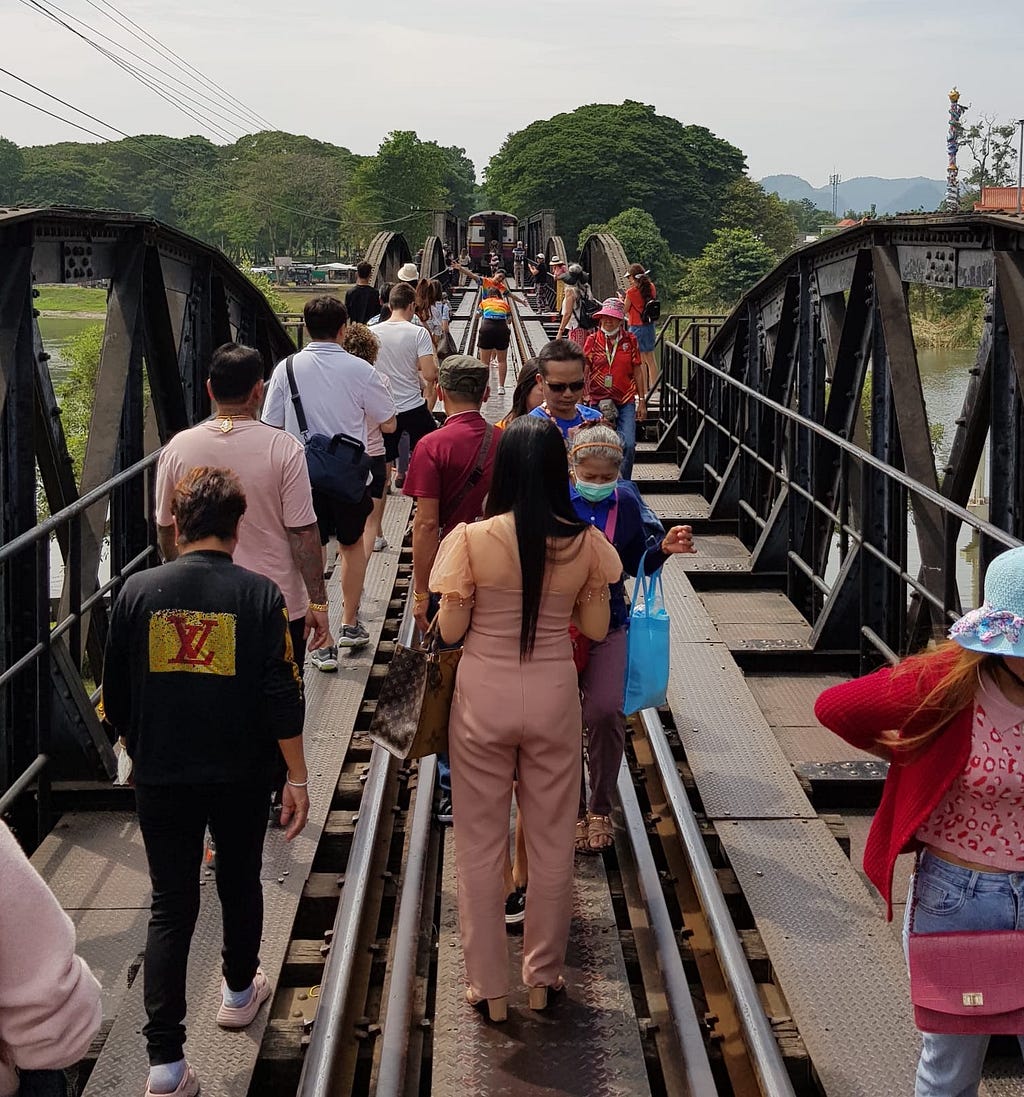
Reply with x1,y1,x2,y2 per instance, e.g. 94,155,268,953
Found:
364,231,412,288
579,232,629,301
419,235,446,279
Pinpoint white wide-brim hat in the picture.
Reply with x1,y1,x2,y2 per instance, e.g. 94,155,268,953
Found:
949,545,1024,656
397,262,419,282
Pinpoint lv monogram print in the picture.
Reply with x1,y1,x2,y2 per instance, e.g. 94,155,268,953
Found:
148,609,237,676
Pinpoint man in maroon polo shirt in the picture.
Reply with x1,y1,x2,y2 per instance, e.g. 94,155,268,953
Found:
404,354,498,823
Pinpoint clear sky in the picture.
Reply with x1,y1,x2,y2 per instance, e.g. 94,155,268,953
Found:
3,0,1020,185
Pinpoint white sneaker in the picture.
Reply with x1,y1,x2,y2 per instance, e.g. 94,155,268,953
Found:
497,385,506,395
373,536,388,552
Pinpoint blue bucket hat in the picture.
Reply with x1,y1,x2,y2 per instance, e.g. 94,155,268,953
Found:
949,545,1024,656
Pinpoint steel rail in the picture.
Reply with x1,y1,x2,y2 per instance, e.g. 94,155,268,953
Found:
297,605,414,1097
638,708,798,1097
615,756,719,1097
375,748,437,1095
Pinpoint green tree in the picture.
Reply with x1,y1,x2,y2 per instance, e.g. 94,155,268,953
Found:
577,207,677,282
962,114,1019,191
785,197,832,234
718,177,799,256
0,136,24,202
484,101,745,255
680,228,777,309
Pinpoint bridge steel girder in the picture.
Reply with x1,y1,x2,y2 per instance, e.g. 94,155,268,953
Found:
365,231,412,289
0,207,295,827
579,233,629,302
420,236,446,280
667,212,1024,664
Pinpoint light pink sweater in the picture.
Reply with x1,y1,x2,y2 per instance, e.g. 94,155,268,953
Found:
0,822,102,1096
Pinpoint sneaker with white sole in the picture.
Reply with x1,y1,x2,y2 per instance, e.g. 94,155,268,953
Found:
338,623,369,648
373,536,388,552
310,645,339,672
217,968,272,1029
145,1062,199,1097
497,385,506,395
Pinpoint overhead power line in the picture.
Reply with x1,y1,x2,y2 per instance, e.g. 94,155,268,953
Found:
16,0,246,142
81,0,273,132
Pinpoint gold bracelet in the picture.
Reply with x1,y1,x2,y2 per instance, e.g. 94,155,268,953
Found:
413,591,430,603
308,601,328,612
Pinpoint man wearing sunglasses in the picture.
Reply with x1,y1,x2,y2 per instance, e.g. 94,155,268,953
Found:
529,339,603,445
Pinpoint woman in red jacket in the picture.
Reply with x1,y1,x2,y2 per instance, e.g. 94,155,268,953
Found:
815,544,1024,1095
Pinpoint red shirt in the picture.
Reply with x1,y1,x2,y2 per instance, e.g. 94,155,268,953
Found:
624,283,657,327
582,328,641,405
814,646,974,918
403,412,499,534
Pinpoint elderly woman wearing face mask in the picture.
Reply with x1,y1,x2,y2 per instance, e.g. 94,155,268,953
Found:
581,298,645,479
567,423,695,851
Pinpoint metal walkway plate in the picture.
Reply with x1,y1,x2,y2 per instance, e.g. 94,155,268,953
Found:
716,817,920,1096
433,832,650,1097
643,493,711,521
660,567,815,819
81,497,412,1097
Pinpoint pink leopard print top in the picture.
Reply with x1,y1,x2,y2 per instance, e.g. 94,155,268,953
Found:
917,672,1024,869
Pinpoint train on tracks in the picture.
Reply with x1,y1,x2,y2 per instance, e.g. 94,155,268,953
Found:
466,210,518,271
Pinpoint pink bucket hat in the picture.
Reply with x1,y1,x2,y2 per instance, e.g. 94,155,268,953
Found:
592,297,625,321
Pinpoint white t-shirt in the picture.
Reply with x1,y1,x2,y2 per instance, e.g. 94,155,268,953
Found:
262,341,396,445
373,320,436,414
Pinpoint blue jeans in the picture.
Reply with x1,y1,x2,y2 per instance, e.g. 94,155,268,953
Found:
902,850,1024,1096
615,400,636,479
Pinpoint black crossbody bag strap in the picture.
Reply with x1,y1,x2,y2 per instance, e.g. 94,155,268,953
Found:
439,423,495,533
284,355,309,442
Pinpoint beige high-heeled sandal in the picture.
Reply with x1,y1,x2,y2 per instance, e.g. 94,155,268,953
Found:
465,988,508,1023
527,977,566,1011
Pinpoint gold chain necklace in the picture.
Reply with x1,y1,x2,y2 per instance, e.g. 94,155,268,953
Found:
217,413,252,433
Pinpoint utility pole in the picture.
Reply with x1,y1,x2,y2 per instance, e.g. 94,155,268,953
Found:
1017,118,1024,214
829,172,841,218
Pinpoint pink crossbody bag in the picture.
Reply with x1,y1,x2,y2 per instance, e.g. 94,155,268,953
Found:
908,855,1024,1034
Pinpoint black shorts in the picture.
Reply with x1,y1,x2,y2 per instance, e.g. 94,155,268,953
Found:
477,318,510,352
368,455,388,500
311,488,373,547
384,402,437,463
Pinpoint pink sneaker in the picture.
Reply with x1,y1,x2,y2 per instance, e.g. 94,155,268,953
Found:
144,1063,199,1097
216,967,271,1029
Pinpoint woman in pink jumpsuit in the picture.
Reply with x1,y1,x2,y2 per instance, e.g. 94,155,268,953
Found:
430,416,622,1021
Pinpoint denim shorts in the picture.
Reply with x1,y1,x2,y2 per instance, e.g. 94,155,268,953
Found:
629,323,655,353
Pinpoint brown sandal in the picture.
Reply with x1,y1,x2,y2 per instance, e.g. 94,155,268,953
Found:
574,817,591,853
587,813,614,851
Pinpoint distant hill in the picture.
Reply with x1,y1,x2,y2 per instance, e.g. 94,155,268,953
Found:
760,174,945,216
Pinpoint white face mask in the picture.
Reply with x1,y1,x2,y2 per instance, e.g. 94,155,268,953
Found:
600,322,621,336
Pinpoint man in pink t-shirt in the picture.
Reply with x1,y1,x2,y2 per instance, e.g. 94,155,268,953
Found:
155,343,331,667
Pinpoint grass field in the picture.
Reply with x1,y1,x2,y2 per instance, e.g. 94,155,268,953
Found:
36,285,107,313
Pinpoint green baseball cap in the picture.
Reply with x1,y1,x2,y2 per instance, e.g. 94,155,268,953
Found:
438,355,490,399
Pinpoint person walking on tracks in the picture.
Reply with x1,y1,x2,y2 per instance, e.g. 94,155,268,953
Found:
403,355,499,824
554,263,593,347
344,262,380,325
582,298,647,479
451,263,515,395
529,338,603,447
262,296,397,664
567,424,694,852
815,544,1024,1096
622,264,659,391
156,342,332,673
430,416,621,1021
101,467,309,1097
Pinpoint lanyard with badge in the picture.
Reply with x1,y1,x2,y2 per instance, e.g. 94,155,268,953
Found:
602,330,621,388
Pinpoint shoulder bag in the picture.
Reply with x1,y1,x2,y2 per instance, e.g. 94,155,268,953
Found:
285,355,371,504
908,856,1024,1033
438,423,496,536
368,619,461,761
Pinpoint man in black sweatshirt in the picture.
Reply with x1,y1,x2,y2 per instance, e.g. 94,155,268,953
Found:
102,466,307,1097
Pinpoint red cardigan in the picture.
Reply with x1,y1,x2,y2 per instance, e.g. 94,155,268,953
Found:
813,646,973,919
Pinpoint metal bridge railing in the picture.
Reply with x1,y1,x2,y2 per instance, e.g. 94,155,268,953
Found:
661,340,1021,667
0,453,160,841
646,315,725,413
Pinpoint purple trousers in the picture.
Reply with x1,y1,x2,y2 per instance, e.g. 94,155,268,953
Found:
578,625,628,817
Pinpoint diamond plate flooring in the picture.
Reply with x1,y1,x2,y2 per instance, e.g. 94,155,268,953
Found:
74,497,412,1097
433,831,650,1097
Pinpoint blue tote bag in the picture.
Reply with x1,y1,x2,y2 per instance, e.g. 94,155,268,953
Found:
623,557,670,715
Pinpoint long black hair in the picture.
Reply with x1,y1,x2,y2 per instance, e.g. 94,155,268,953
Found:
506,359,541,421
628,262,654,303
486,416,590,658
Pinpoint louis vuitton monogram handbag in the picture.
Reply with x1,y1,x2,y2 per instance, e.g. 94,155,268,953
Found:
369,621,461,761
